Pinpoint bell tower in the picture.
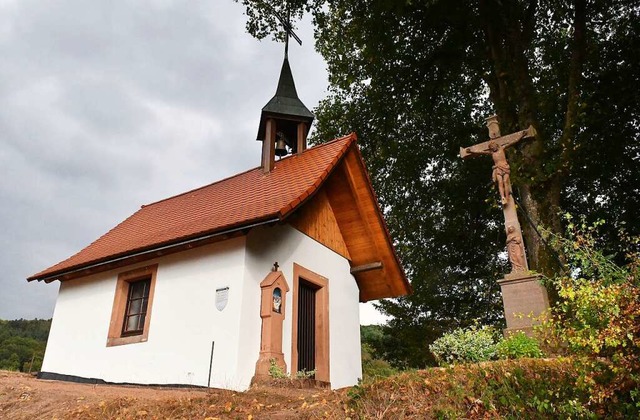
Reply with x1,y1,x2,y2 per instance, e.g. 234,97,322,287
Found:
256,10,314,173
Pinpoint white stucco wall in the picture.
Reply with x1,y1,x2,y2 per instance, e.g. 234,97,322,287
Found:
244,224,362,389
42,237,255,390
42,224,362,391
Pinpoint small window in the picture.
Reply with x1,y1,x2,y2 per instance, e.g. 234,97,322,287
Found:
107,265,158,347
122,278,151,336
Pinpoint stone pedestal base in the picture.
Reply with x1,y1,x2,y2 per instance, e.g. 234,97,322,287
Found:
497,273,550,336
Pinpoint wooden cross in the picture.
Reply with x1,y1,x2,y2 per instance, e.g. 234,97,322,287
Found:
460,116,536,206
460,117,536,159
267,4,302,57
460,115,537,273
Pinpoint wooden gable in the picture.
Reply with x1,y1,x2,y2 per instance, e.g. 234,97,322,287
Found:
290,146,410,302
289,189,350,260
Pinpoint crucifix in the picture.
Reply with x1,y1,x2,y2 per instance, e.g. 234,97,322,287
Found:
267,4,302,58
460,115,537,273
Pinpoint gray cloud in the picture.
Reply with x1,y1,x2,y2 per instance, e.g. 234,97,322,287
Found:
0,0,328,319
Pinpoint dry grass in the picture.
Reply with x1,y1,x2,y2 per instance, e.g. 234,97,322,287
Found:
1,358,586,419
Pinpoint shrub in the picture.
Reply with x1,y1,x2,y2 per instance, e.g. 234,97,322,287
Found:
346,358,592,418
268,358,317,381
361,343,397,382
268,358,287,379
495,331,543,359
295,369,316,379
539,217,640,415
429,325,498,366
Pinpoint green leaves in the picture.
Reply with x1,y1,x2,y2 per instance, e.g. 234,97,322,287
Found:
496,332,544,360
0,319,50,372
429,325,499,366
540,221,639,410
429,325,544,366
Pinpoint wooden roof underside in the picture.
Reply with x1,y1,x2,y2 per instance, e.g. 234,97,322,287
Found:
328,148,409,301
291,147,410,301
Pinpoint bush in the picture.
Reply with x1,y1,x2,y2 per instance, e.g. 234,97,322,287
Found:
496,332,543,359
347,358,593,418
361,343,397,381
539,217,640,415
429,325,498,366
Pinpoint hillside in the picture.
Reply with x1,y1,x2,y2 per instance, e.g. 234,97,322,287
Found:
0,319,51,373
0,358,594,419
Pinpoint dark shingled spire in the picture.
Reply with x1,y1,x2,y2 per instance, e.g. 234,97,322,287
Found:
256,57,314,146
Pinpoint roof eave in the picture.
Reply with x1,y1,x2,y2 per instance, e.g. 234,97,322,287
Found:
27,216,281,283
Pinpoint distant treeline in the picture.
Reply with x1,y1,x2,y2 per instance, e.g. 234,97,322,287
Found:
0,319,51,372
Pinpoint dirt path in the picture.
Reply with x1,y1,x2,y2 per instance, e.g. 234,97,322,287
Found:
0,371,348,419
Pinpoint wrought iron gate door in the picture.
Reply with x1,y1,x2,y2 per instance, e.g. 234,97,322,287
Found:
297,280,317,374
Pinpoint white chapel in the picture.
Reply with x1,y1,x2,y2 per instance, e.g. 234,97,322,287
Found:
29,48,410,391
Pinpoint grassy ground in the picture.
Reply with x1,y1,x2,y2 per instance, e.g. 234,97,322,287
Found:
1,358,595,419
349,358,588,419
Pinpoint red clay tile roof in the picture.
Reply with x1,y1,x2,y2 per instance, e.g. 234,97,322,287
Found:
29,134,356,281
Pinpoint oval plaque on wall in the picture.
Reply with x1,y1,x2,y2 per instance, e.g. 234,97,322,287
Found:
215,287,229,311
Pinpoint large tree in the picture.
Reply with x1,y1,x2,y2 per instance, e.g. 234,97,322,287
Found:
238,0,640,367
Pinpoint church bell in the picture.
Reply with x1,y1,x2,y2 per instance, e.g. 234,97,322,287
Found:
275,132,288,157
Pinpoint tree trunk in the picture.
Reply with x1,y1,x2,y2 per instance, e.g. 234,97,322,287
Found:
518,181,563,276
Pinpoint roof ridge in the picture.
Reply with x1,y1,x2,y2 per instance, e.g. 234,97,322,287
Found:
141,134,357,209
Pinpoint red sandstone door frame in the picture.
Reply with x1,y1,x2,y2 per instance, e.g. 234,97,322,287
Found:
291,263,330,383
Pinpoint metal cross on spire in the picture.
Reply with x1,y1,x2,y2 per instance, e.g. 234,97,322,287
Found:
266,3,302,58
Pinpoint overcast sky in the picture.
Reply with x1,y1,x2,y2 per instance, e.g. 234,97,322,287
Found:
0,0,387,325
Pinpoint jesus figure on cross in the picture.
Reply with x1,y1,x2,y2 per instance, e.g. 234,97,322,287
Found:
465,140,513,205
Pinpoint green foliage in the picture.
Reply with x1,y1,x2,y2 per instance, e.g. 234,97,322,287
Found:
268,358,316,380
0,318,51,342
361,343,397,382
0,319,51,373
496,332,543,360
539,221,640,415
429,325,498,366
267,358,287,379
294,368,316,379
359,326,398,381
347,359,596,418
360,325,385,351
